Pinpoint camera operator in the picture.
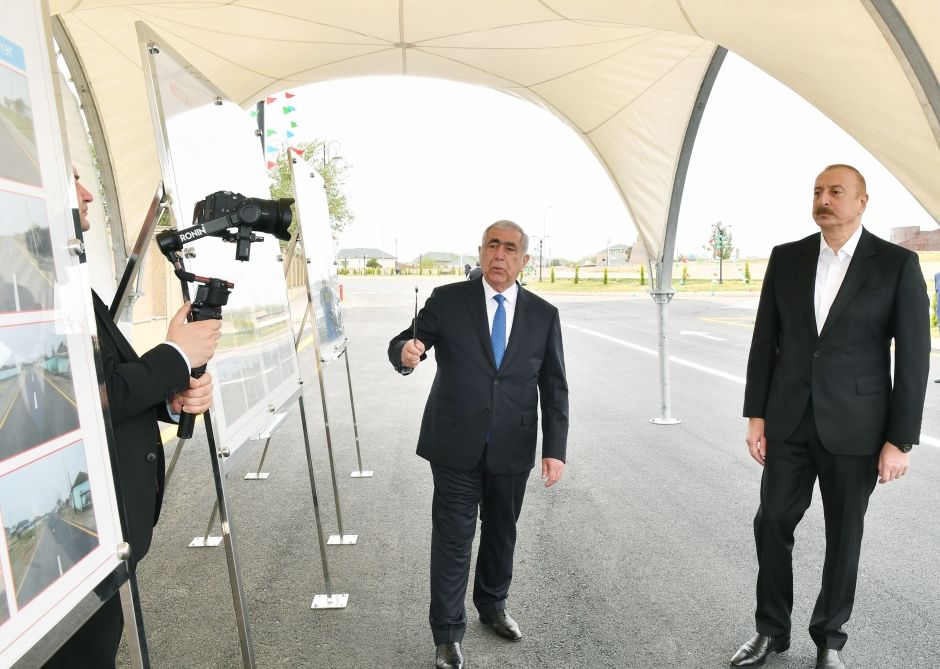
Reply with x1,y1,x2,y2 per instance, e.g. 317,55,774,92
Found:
42,168,221,669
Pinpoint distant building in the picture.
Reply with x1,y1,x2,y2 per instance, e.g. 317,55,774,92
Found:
415,252,478,272
70,472,92,512
891,226,940,252
592,243,633,266
336,248,396,272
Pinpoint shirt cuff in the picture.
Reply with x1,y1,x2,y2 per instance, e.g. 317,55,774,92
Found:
165,400,180,423
164,341,191,373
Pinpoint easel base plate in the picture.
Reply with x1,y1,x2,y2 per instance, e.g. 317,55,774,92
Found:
244,472,270,480
327,534,358,545
311,594,348,609
350,470,373,478
189,536,223,548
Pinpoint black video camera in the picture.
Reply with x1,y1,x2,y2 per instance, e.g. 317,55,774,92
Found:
156,190,294,262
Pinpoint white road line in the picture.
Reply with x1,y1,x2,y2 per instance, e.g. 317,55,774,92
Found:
563,323,939,450
680,329,727,341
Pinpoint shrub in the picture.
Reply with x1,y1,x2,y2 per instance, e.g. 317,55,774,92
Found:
573,266,580,284
639,264,646,286
603,267,608,285
550,266,555,283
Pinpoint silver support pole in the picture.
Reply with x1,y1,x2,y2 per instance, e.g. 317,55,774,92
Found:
164,437,185,485
344,349,372,478
204,413,256,669
189,500,222,548
298,394,348,609
650,287,680,425
243,436,272,480
117,568,150,669
648,45,727,424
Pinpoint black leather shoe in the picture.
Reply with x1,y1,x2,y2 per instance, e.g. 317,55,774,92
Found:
480,609,522,640
730,633,790,667
816,648,846,669
435,642,464,669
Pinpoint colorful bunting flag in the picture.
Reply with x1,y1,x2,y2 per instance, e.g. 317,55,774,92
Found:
290,121,298,128
266,145,277,153
266,96,277,104
286,131,294,138
267,161,276,169
249,110,257,118
266,129,277,136
282,105,295,114
285,91,295,99
290,147,304,156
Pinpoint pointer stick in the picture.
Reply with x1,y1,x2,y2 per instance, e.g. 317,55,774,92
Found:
412,287,418,343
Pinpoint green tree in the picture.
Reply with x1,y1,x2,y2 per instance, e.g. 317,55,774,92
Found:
366,257,381,274
603,266,608,285
268,140,355,240
574,266,580,284
743,258,751,284
680,264,689,285
550,266,555,283
709,221,734,284
639,264,646,286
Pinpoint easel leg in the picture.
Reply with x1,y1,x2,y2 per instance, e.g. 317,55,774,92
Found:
344,349,372,479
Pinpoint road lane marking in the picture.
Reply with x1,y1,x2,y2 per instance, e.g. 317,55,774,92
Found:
563,324,746,385
56,554,62,576
16,520,46,593
60,517,98,538
680,330,727,341
41,373,77,408
564,324,940,450
699,316,754,329
0,386,21,432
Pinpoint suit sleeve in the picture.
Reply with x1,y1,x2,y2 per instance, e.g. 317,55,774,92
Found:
538,307,569,462
743,247,780,418
885,252,931,445
387,287,442,374
98,334,189,424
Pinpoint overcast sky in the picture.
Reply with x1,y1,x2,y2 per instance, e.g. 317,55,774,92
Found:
276,53,936,262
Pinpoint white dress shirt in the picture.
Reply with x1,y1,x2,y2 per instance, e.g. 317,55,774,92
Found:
482,278,519,349
814,224,863,334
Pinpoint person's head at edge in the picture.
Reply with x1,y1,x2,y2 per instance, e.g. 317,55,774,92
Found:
73,165,94,233
812,164,868,245
479,220,530,293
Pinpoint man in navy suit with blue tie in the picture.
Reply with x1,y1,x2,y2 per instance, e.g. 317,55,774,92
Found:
389,220,569,669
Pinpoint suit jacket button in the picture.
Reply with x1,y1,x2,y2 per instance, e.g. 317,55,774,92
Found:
493,380,500,386
146,453,157,463
484,408,491,415
813,350,821,358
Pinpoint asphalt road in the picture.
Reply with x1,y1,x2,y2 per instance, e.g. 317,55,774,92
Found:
16,514,99,607
0,237,54,311
0,368,79,459
0,112,41,187
126,276,940,669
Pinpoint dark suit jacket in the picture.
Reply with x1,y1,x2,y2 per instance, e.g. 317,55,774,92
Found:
388,279,568,473
743,228,930,455
92,292,189,559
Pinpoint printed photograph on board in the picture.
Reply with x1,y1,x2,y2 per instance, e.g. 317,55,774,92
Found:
0,579,8,624
0,191,54,312
0,55,41,187
0,440,99,608
0,322,79,461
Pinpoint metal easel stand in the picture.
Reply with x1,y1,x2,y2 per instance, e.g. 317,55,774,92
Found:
297,389,348,609
243,411,287,480
343,347,372,478
203,412,257,668
282,220,357,546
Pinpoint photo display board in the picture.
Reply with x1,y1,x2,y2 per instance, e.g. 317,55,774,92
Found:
138,23,302,455
0,4,125,665
289,157,347,363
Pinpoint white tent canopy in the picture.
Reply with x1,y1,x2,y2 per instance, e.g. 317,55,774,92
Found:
48,0,940,273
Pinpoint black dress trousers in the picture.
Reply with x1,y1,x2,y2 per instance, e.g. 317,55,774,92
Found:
429,454,529,645
753,402,879,650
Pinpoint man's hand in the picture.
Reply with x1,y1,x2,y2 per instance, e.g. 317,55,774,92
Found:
541,457,564,488
171,372,213,416
878,442,910,484
401,339,425,369
746,417,767,466
166,302,222,368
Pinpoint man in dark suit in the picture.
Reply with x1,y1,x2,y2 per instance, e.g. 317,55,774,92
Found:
389,220,568,669
731,165,930,669
43,168,220,668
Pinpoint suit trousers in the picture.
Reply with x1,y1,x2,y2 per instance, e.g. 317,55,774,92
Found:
753,401,878,650
429,456,529,645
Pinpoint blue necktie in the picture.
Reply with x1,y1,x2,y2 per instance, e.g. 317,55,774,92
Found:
491,294,506,367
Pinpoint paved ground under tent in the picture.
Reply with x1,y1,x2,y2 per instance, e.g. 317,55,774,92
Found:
119,276,940,669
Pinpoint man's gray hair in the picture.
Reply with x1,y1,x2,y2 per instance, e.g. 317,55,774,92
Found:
482,220,529,254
